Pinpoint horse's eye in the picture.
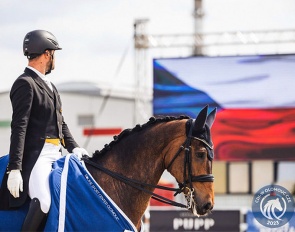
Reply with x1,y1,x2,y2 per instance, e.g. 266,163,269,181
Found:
196,151,206,159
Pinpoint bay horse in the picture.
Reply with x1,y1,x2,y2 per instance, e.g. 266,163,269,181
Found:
0,105,216,231
83,105,216,230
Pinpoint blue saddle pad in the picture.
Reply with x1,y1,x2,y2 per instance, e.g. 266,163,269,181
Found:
0,154,139,231
45,154,137,231
0,155,8,186
0,155,29,231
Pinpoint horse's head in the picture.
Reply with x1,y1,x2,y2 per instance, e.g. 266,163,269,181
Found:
165,105,216,216
264,198,283,212
273,198,283,211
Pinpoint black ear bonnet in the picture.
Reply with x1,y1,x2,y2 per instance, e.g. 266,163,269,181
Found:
185,119,214,160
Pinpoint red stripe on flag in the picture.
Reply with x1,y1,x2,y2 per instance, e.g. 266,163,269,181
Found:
212,108,295,161
83,128,122,136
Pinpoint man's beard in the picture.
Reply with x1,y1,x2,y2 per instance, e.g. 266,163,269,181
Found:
45,59,54,75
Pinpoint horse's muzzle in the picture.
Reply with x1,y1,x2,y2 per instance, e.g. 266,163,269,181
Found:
201,201,213,214
192,197,214,216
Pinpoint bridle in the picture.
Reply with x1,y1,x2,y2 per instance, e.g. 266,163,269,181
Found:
165,118,214,210
82,118,214,209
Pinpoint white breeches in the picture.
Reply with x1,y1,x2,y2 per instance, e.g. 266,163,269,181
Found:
28,143,62,213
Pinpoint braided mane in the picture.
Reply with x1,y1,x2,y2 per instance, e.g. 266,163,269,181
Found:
92,115,190,157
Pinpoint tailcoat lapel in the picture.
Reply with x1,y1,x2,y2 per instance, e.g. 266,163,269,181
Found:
24,68,54,99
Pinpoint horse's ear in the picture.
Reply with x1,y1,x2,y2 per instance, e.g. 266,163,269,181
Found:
194,105,208,131
206,107,217,129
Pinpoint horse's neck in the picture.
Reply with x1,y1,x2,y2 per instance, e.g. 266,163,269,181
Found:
87,122,182,230
87,134,165,229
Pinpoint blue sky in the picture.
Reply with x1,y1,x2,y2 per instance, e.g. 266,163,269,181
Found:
1,0,295,92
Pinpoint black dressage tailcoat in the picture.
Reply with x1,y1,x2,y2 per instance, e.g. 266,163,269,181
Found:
0,68,79,209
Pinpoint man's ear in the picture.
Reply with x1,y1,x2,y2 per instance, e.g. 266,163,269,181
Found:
44,50,50,57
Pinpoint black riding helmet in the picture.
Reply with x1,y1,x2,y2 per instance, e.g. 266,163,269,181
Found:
23,30,62,59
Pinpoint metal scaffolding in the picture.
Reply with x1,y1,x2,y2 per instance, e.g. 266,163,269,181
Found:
135,28,295,52
133,19,151,124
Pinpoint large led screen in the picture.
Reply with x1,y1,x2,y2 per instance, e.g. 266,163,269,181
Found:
153,55,295,161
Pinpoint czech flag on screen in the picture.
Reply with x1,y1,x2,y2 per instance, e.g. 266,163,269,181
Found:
153,55,295,161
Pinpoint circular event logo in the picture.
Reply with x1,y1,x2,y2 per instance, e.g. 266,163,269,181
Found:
252,184,295,228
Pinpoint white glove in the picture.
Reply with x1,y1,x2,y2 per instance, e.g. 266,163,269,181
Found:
73,147,89,159
7,169,23,198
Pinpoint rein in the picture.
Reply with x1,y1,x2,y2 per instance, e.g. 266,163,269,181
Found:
82,157,187,208
82,118,214,209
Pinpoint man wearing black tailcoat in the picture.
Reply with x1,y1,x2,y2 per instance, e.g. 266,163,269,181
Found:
0,30,89,231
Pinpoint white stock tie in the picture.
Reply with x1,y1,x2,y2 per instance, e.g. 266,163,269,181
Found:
43,78,53,92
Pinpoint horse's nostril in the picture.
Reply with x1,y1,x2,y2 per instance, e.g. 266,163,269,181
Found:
203,202,213,211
